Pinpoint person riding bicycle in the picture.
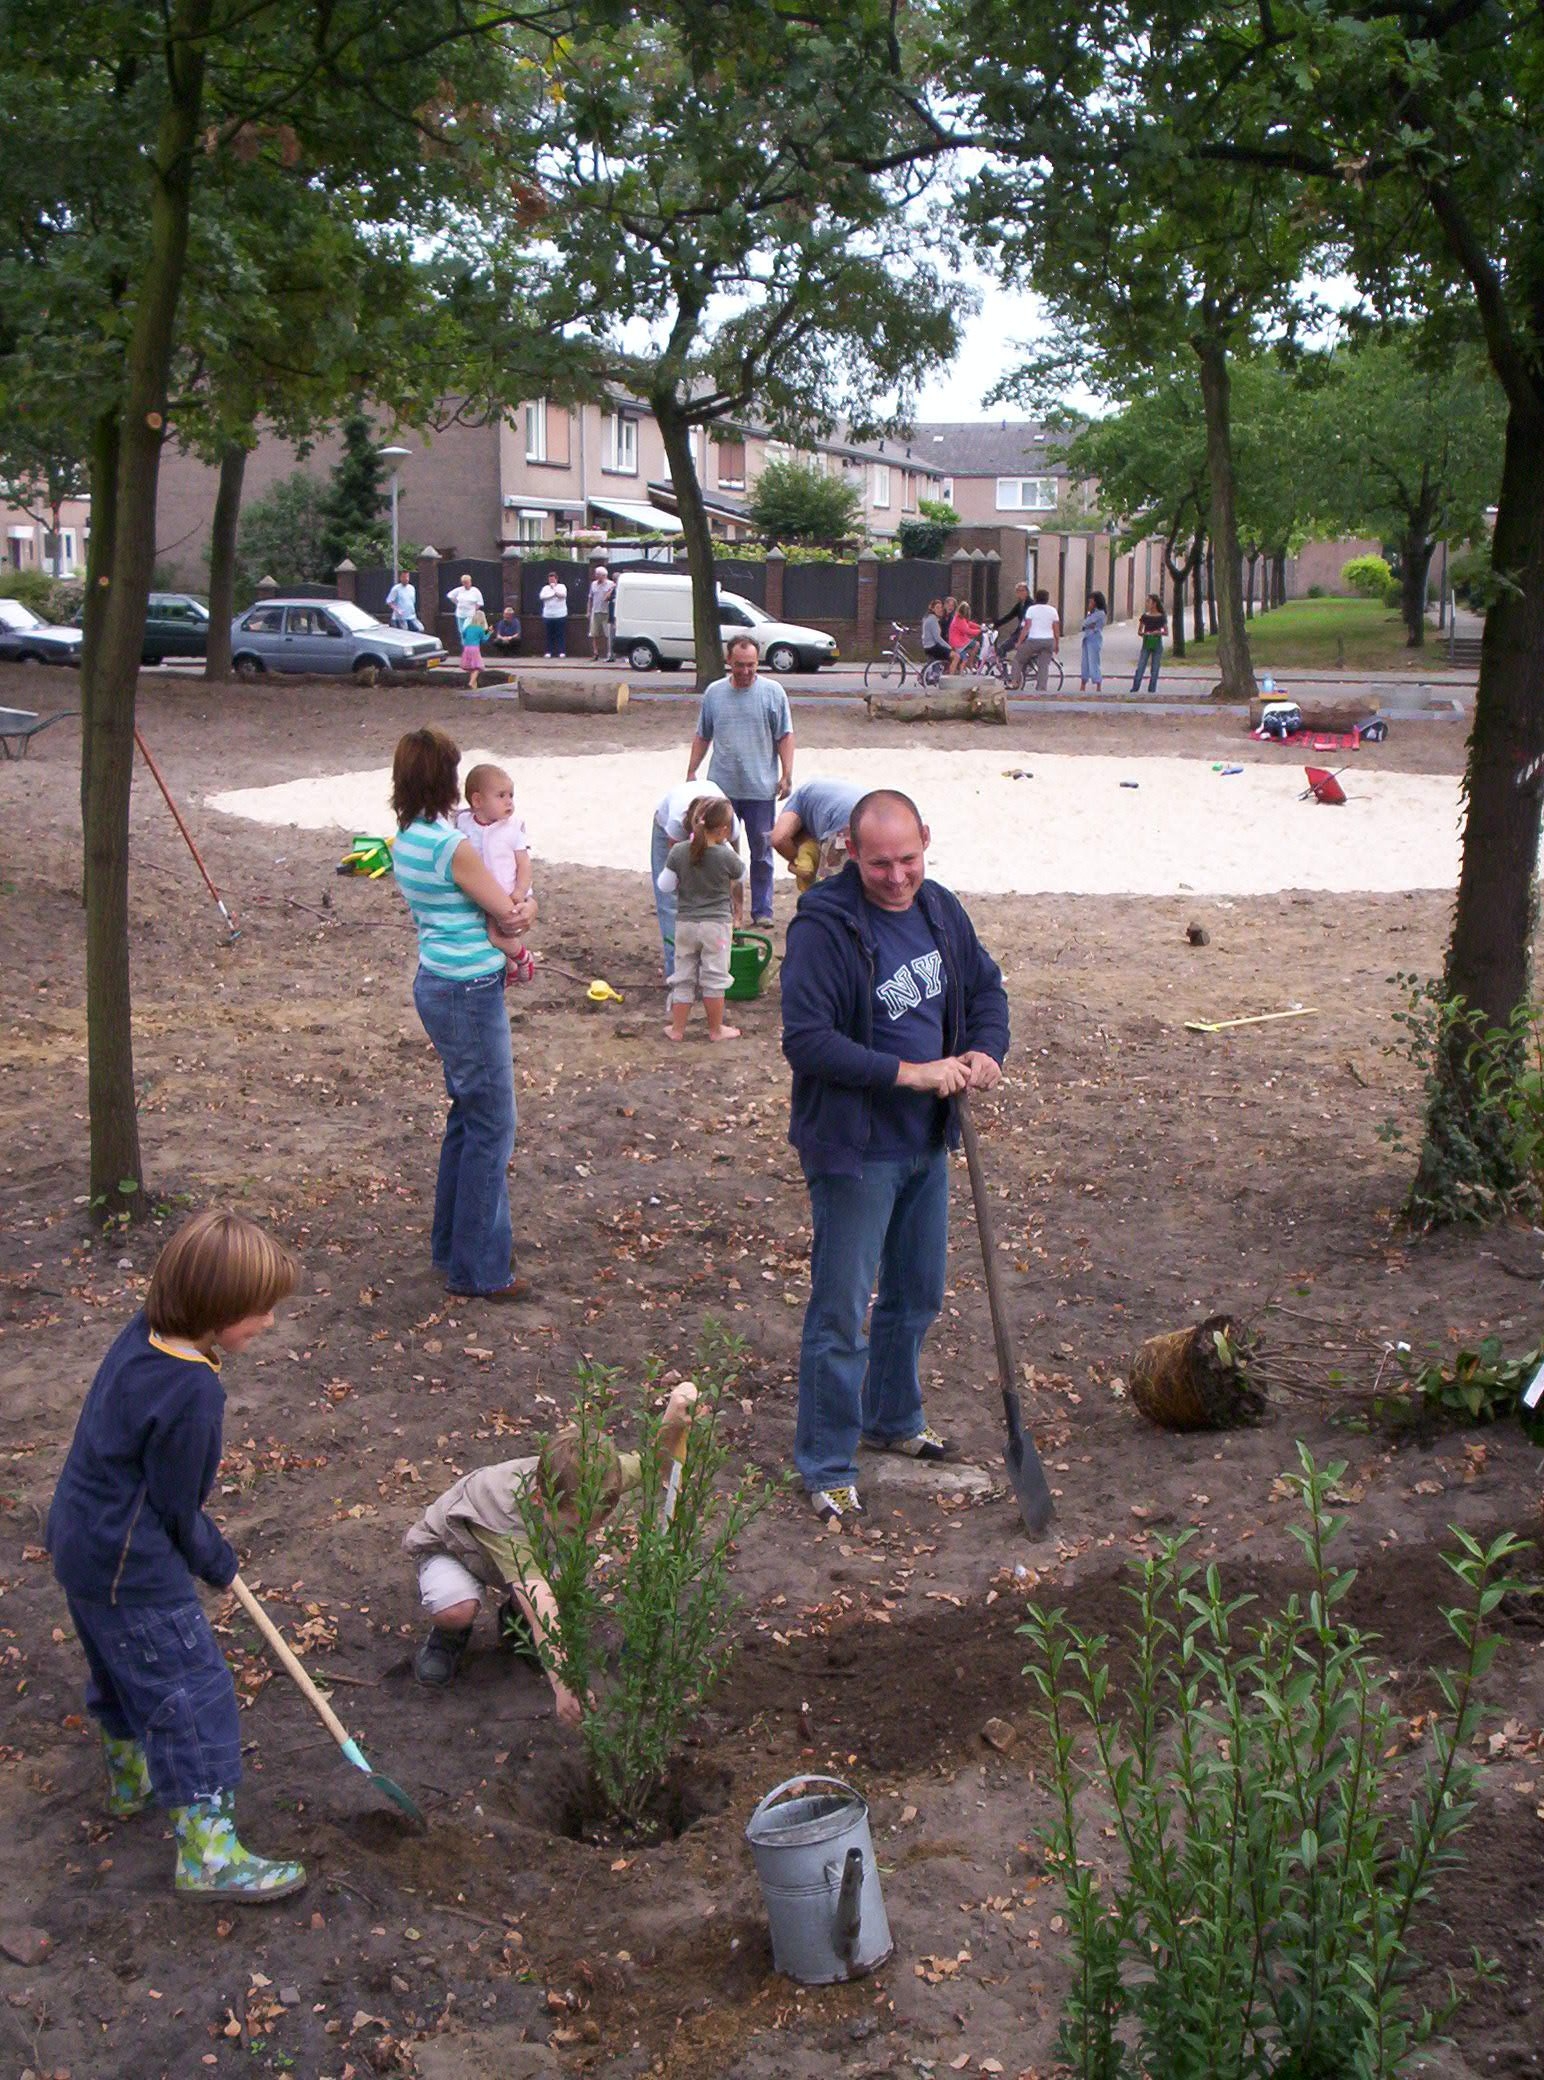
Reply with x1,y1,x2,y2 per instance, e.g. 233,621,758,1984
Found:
993,581,1031,651
920,600,951,670
947,600,982,674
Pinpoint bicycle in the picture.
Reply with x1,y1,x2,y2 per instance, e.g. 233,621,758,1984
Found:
864,621,945,691
1001,640,1065,694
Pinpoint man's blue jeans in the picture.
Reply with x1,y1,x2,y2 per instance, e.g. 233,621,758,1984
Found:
412,967,517,1294
795,1147,949,1492
732,796,776,918
650,817,675,980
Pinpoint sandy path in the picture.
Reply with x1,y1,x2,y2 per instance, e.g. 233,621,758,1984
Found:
207,744,1471,896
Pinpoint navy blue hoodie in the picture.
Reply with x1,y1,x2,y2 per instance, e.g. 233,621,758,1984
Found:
47,1312,237,1604
781,864,1010,1178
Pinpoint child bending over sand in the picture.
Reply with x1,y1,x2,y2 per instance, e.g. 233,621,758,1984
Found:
405,1383,699,1721
455,762,537,982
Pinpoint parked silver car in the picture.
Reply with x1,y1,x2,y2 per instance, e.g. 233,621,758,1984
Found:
230,598,443,678
0,598,85,666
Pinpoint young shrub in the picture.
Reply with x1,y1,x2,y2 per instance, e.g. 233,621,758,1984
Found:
1021,1445,1527,2078
1341,551,1398,602
1378,971,1544,1226
0,567,61,617
518,1319,773,1832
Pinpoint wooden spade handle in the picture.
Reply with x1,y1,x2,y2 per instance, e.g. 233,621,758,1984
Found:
231,1573,351,1749
957,1094,1017,1402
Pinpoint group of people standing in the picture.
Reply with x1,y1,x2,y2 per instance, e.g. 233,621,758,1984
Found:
920,581,1113,693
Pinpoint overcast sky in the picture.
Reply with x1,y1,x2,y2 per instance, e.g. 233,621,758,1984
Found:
908,272,1063,424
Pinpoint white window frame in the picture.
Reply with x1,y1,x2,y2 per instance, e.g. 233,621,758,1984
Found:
525,398,547,462
607,411,639,475
940,476,954,502
871,463,891,509
996,475,1059,512
516,511,545,544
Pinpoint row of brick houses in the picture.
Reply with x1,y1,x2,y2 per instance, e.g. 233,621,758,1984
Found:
142,401,1086,589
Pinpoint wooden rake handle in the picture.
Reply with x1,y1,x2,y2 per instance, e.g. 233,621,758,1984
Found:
231,1573,351,1749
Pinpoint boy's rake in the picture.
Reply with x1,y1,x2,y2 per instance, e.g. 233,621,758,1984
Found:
232,1576,425,1826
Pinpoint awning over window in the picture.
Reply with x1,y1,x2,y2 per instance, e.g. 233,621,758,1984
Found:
587,497,683,535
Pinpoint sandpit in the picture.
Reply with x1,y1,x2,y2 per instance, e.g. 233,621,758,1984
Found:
207,745,1469,896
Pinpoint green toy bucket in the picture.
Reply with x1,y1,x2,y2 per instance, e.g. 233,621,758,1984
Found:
726,929,774,1002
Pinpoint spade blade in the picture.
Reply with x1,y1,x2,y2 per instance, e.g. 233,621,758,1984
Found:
1002,1386,1054,1535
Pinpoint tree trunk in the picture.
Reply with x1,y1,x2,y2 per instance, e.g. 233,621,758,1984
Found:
1271,549,1287,608
1441,393,1544,1032
1170,566,1186,658
653,392,722,692
516,675,630,713
1193,333,1258,699
866,684,1007,724
204,441,245,681
80,410,120,837
1398,524,1434,649
1245,551,1258,619
80,0,211,1215
1205,538,1218,635
1192,548,1205,646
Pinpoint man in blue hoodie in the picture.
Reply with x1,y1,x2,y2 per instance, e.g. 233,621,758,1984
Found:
781,789,1009,1524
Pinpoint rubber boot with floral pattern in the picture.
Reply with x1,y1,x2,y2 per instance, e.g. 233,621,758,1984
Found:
172,1792,306,1902
102,1732,153,1818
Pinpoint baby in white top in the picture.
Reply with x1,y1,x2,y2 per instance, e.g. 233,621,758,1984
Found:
455,763,536,982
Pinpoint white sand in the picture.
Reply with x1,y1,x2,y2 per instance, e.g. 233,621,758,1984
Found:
207,745,1469,897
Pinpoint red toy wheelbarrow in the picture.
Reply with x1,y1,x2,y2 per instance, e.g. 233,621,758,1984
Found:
1302,765,1348,805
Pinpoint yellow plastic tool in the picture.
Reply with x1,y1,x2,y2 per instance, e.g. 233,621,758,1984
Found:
1184,1006,1319,1034
586,978,624,1004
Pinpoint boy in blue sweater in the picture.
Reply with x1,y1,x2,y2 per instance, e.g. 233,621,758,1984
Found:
47,1209,307,1902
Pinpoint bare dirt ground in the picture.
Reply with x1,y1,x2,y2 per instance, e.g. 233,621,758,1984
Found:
1,664,1540,2080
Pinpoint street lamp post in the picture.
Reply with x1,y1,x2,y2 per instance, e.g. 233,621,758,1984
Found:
378,444,411,594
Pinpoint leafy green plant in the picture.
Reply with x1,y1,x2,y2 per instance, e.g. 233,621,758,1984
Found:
1382,1335,1541,1428
1022,1446,1526,2079
896,496,960,559
747,456,864,544
1341,551,1398,602
1378,971,1544,1226
518,1319,773,1832
0,567,62,617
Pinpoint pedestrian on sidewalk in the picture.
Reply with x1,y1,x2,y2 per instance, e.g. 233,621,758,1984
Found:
1080,591,1107,691
539,570,569,657
1132,594,1167,693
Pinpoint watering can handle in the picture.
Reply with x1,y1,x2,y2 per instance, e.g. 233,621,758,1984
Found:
749,1774,859,1824
832,1845,864,1961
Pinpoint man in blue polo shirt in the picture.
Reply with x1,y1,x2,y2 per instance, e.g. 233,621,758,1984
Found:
686,634,794,925
780,789,1010,1525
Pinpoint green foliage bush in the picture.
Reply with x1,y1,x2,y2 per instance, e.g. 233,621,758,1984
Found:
747,457,863,544
1383,1335,1542,1429
0,568,63,618
1447,541,1497,610
896,495,961,559
517,1320,774,1831
1378,972,1544,1226
1341,552,1398,603
229,471,332,605
1023,1446,1526,2078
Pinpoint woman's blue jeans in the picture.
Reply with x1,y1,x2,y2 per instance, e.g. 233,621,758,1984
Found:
412,967,516,1294
650,818,675,979
1132,643,1161,692
795,1147,949,1492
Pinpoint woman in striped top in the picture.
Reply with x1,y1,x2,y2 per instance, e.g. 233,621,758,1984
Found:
392,729,538,1303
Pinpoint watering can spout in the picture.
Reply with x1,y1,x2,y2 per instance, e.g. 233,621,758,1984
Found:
832,1846,864,1962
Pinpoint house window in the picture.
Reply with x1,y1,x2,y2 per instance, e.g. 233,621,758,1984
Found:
941,476,954,502
902,472,916,512
42,528,77,570
872,463,891,509
716,437,746,489
525,399,546,461
606,412,638,474
996,476,1059,511
516,510,546,544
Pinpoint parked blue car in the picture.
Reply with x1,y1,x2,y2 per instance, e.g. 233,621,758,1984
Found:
230,598,444,678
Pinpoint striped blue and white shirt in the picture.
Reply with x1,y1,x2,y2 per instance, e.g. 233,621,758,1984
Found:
394,817,505,980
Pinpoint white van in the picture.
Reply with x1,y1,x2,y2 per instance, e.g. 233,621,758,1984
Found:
612,571,838,674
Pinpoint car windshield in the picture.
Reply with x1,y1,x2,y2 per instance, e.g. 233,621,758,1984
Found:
325,600,383,632
717,591,771,625
0,601,44,630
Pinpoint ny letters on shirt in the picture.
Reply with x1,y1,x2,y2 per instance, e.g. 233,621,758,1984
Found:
876,949,944,1020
